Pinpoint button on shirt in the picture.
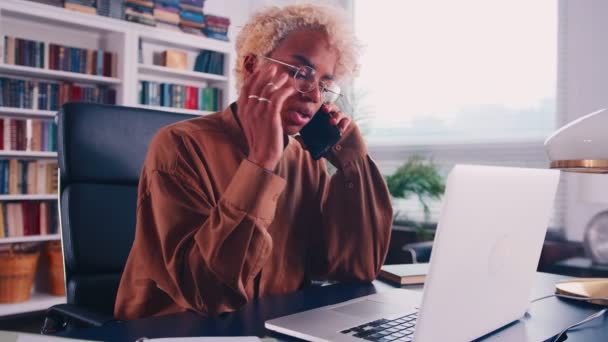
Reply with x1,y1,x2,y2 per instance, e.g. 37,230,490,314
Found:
114,104,393,320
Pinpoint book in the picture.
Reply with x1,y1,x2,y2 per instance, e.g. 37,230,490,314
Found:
378,263,429,285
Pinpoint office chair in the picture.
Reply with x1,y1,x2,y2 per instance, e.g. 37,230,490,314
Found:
42,102,197,333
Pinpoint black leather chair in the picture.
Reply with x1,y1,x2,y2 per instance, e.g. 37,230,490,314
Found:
43,102,197,333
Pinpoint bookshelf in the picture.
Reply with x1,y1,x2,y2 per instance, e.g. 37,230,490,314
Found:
0,63,122,85
0,0,234,316
135,104,214,116
0,234,59,244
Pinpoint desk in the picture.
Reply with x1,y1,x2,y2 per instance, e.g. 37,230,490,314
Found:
58,272,607,342
550,257,608,277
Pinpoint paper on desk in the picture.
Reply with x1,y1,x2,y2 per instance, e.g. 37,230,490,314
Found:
4,331,94,342
137,338,264,342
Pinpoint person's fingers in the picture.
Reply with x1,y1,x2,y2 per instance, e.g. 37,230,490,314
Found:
337,116,351,133
249,64,277,104
267,83,297,118
259,72,289,102
329,110,347,126
294,135,307,149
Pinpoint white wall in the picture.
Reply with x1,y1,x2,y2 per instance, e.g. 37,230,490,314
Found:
561,0,608,241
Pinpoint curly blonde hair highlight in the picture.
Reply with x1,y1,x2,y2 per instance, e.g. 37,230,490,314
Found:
234,3,360,91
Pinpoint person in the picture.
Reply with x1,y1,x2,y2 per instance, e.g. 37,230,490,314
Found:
115,3,393,320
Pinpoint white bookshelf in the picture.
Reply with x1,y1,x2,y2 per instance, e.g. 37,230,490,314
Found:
0,151,57,158
136,104,214,116
0,107,56,119
0,194,57,201
0,292,65,316
0,234,59,244
0,63,121,85
0,0,234,316
138,64,228,84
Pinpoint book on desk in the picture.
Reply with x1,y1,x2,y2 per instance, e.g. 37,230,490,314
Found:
378,263,429,285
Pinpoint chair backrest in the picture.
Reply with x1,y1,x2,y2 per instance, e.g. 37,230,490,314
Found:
57,102,197,316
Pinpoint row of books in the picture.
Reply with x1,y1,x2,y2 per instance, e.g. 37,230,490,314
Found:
194,50,224,76
0,201,59,238
0,76,117,110
49,43,118,77
139,80,222,112
2,37,45,68
3,36,118,78
0,160,58,196
0,118,57,152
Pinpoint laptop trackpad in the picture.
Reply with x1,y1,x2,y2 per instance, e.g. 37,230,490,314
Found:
331,300,402,318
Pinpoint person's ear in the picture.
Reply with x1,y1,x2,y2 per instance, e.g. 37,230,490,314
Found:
243,54,258,75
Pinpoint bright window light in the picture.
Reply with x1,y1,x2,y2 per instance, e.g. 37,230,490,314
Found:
353,0,557,145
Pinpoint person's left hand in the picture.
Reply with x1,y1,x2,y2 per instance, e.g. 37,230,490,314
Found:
322,103,351,134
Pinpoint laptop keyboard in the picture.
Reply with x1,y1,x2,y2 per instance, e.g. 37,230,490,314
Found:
341,312,418,342
340,311,418,341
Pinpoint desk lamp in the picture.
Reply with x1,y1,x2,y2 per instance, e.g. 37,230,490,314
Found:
544,108,608,305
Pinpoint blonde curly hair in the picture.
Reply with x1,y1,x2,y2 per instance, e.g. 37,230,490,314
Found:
234,3,360,91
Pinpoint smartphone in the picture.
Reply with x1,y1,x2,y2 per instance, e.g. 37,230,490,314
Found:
299,107,342,160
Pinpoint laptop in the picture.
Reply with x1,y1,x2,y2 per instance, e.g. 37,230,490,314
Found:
265,164,560,342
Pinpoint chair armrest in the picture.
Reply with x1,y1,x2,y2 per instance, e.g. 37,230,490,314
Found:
402,241,433,263
41,303,116,334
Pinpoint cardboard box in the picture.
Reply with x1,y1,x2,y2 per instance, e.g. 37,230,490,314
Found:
161,50,187,70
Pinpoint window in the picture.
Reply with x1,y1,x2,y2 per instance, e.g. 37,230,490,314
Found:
353,1,564,228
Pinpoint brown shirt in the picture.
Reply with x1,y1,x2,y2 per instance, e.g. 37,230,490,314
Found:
114,105,393,320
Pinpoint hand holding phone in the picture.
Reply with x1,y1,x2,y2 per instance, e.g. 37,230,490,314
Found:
299,107,342,160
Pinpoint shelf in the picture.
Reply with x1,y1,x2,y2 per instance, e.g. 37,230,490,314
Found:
0,234,60,244
0,151,57,158
138,64,228,83
0,194,57,201
1,0,130,35
136,104,213,116
0,107,56,119
0,64,121,85
138,29,232,54
0,292,65,316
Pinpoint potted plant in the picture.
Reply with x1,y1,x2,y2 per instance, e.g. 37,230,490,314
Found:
385,155,445,241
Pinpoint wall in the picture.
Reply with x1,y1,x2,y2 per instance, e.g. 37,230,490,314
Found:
561,0,608,241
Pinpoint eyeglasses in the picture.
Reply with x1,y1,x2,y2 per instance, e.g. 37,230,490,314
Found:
258,55,342,103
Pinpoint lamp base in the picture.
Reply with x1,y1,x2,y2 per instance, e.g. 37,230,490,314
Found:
555,278,608,306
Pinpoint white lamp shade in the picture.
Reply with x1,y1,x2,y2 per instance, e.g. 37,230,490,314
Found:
544,108,608,173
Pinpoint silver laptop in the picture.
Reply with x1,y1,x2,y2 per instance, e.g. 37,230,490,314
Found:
265,164,560,342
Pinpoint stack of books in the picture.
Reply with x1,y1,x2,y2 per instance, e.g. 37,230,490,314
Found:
64,0,97,15
96,0,126,19
204,15,230,41
179,0,205,36
154,0,181,32
125,0,156,26
3,37,45,69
